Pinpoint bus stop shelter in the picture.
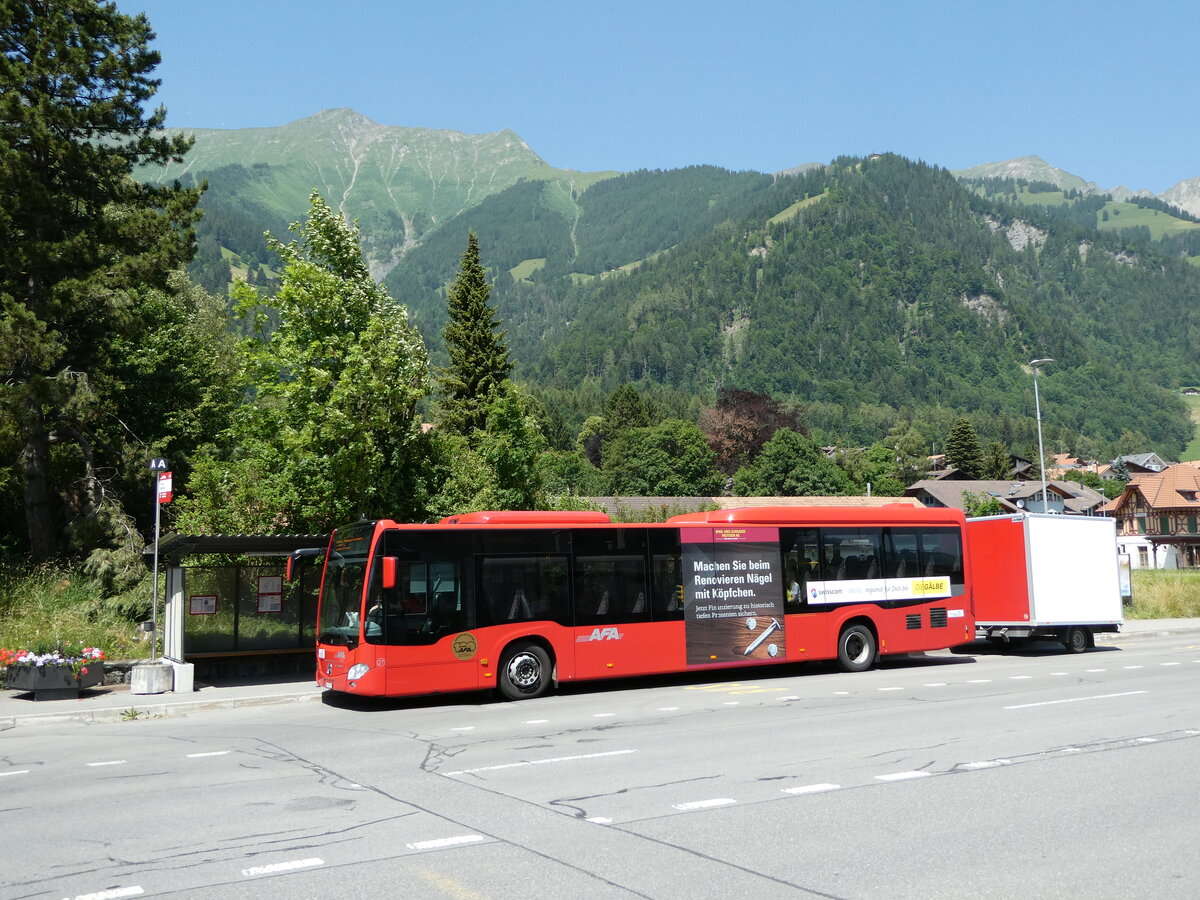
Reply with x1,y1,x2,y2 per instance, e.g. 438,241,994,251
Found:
150,533,328,690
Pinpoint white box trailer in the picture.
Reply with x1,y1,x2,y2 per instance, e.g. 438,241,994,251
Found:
967,513,1123,652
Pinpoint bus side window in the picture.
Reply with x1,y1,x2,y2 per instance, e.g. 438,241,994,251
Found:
573,555,649,625
650,533,684,621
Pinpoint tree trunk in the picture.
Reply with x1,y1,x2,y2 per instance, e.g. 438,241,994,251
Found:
20,408,57,560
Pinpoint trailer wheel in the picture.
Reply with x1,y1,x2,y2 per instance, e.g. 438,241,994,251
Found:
838,623,877,672
1063,626,1091,654
498,642,552,700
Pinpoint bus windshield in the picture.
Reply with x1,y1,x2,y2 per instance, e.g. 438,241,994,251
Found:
316,522,375,646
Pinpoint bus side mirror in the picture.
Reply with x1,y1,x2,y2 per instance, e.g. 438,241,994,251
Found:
286,547,325,582
381,556,398,590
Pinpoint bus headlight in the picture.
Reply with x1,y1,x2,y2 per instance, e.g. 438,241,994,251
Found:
347,663,370,680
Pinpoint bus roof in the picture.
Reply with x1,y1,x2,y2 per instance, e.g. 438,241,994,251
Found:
666,505,964,527
438,510,614,526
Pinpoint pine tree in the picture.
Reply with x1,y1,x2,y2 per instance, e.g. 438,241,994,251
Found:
438,233,512,434
981,440,1012,480
945,418,985,479
1,0,201,558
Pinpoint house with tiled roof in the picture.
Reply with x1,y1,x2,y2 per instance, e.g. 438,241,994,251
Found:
1101,463,1200,568
905,478,1106,515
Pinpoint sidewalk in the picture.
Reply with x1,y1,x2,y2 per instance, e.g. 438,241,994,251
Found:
3,619,1199,729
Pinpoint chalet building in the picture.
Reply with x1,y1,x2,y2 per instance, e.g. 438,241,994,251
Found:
1101,463,1200,568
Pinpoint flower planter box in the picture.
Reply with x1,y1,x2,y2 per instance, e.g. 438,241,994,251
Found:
5,661,105,700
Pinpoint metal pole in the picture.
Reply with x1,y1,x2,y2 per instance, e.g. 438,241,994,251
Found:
152,483,161,661
1030,359,1054,514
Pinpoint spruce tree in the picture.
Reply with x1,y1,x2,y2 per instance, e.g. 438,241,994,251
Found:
980,440,1013,480
438,233,512,434
945,418,985,479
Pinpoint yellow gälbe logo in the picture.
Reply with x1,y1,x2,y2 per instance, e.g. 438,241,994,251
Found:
451,632,478,660
912,577,951,596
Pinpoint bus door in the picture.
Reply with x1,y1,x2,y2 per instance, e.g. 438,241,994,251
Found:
571,529,658,680
780,527,825,659
370,535,479,695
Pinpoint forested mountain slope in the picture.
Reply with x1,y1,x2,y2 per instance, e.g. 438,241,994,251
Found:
144,120,1200,459
508,156,1198,456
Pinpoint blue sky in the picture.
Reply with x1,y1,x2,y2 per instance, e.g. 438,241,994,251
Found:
117,0,1198,193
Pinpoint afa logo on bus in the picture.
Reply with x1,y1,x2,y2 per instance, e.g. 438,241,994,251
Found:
576,627,623,642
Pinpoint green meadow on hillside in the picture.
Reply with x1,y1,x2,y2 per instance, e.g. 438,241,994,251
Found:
1097,201,1200,240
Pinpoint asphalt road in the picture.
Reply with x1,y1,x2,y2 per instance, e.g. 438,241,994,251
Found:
4,634,1199,899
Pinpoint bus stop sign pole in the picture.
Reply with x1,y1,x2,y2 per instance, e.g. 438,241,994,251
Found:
149,458,170,661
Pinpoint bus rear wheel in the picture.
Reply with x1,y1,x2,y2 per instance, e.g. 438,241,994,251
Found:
838,623,877,673
499,642,552,700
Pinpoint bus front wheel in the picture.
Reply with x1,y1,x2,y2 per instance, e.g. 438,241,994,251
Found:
838,623,877,673
499,642,552,700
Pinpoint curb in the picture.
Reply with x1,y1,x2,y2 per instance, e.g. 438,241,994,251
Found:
0,689,323,729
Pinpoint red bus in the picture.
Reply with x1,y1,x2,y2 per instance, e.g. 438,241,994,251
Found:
306,505,972,700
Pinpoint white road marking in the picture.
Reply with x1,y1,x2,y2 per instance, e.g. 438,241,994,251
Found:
723,701,740,706
834,691,850,695
0,770,30,778
86,760,126,767
782,783,840,795
70,887,144,900
1009,675,1033,680
1050,672,1069,676
961,759,1012,770
241,858,323,877
875,771,931,782
187,750,230,758
968,679,992,683
586,816,613,824
673,798,736,811
450,726,475,732
1160,662,1181,667
1085,668,1106,673
444,749,637,776
1123,665,1143,670
877,686,903,692
924,682,947,687
1137,737,1158,743
1004,690,1147,710
406,835,485,850
779,695,801,701
593,713,616,718
658,706,679,711
522,719,549,724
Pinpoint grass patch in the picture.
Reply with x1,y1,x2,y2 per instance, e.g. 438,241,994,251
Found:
767,191,827,226
0,564,153,661
1096,201,1200,239
1128,569,1200,618
1015,189,1068,205
1181,392,1200,461
508,258,546,282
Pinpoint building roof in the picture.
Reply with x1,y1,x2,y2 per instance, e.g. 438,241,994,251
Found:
905,478,1105,514
1102,463,1200,515
587,495,922,517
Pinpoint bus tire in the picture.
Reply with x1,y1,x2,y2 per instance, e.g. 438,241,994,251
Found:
498,642,552,700
838,622,877,673
1063,626,1090,654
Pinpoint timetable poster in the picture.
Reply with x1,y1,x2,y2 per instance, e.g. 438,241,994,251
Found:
681,526,785,665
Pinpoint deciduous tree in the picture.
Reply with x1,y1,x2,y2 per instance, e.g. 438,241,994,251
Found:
176,192,428,532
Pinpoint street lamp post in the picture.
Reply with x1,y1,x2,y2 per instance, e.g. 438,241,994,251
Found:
1030,358,1054,513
